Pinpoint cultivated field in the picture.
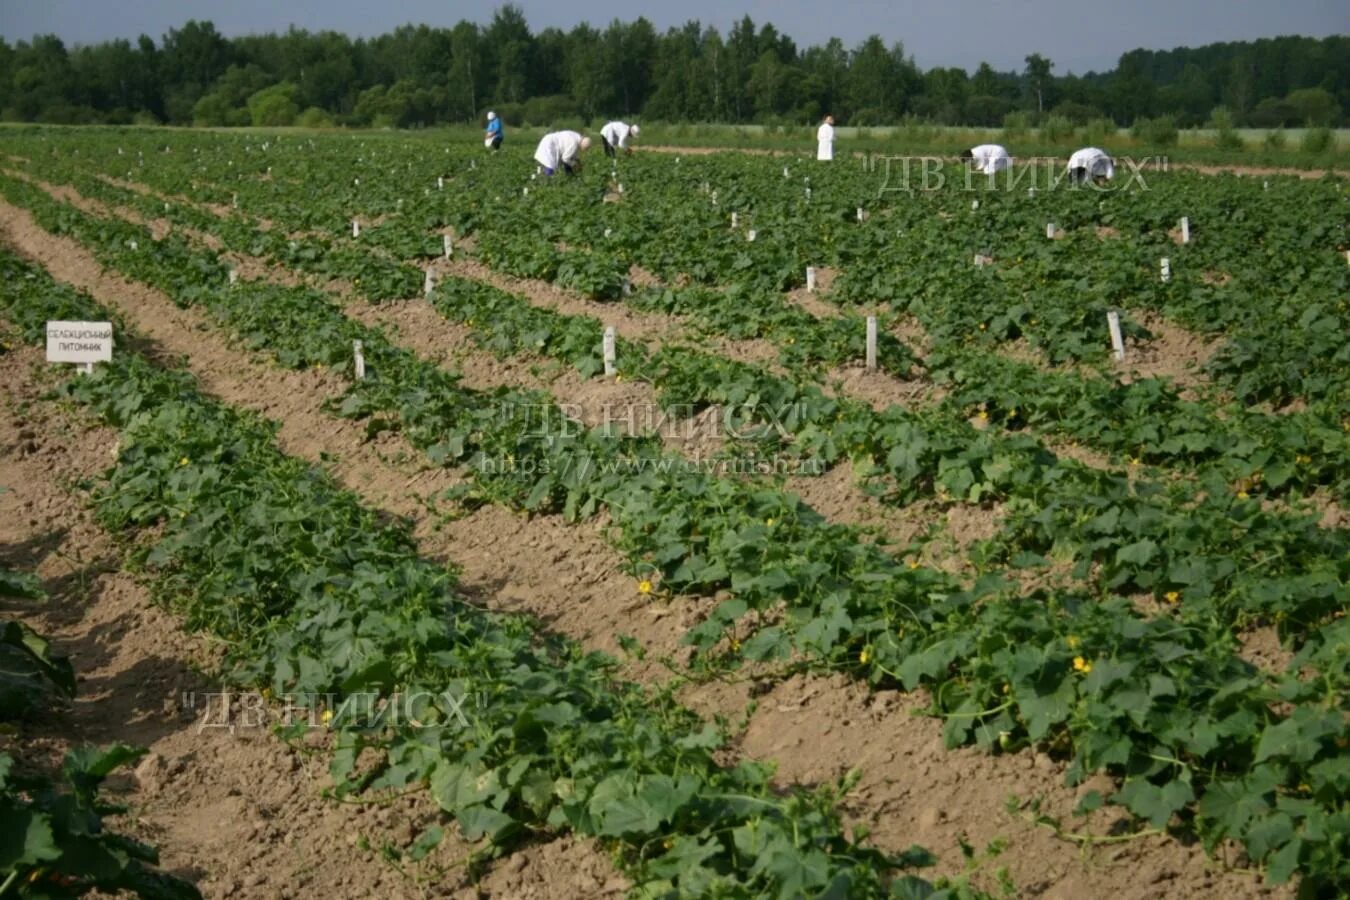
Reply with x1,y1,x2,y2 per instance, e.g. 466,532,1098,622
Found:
1,127,1346,899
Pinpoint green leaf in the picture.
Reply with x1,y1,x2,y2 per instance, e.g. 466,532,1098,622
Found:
1115,777,1193,828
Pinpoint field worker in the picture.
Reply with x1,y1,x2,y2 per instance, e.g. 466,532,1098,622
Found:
484,111,503,151
600,121,640,158
961,144,1012,175
1067,146,1114,184
816,114,835,161
534,130,591,176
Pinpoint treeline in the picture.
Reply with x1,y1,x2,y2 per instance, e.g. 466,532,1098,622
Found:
1,8,1345,130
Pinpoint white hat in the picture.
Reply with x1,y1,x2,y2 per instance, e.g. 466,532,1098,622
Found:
630,125,640,136
580,137,592,150
487,111,497,121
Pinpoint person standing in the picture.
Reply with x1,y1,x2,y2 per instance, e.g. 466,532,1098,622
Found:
533,130,591,176
600,121,640,158
961,144,1012,175
1067,147,1114,184
484,111,503,150
816,114,835,161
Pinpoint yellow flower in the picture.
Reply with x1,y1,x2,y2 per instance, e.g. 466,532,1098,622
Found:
977,411,989,422
178,456,190,466
1072,656,1092,674
261,687,273,700
1129,457,1141,467
978,323,987,331
637,579,653,595
765,518,776,527
786,337,795,345
1066,635,1081,649
1295,454,1311,465
859,648,871,665
730,638,742,652
1237,490,1249,499
662,838,675,850
321,709,334,724
1001,683,1010,695
615,375,624,383
907,560,920,570
1164,591,1181,604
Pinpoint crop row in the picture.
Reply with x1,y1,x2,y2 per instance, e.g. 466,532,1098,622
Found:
1,249,955,899
3,174,1344,889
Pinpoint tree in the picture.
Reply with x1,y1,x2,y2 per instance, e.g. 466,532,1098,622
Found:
247,82,299,126
1024,53,1053,113
1285,87,1339,126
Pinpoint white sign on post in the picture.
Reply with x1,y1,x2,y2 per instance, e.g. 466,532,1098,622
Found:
1160,257,1171,283
353,340,365,380
437,176,444,190
424,268,436,297
856,207,864,223
1046,223,1056,239
746,229,757,242
1107,311,1125,361
1180,217,1190,244
602,327,617,377
47,321,112,373
731,212,739,229
228,269,238,285
806,267,817,292
444,234,453,259
352,219,360,238
865,317,878,371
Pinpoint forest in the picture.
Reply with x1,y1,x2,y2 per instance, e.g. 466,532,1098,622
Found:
1,6,1345,130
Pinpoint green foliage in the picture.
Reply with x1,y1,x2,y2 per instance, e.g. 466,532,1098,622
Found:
246,82,299,127
1300,127,1334,154
1132,115,1179,147
3,129,1349,894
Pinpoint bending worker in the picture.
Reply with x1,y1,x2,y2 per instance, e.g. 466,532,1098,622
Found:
961,143,1012,175
1067,146,1114,183
534,130,591,176
600,121,640,157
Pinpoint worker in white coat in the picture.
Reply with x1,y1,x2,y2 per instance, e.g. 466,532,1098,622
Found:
1067,147,1114,184
600,121,640,158
961,144,1012,176
816,114,835,161
533,130,591,176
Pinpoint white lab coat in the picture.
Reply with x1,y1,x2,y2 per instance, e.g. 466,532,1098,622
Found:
601,121,633,149
816,122,835,161
533,131,585,171
1068,147,1114,180
969,144,1012,175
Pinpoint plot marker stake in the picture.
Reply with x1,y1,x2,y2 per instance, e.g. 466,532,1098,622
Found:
1107,311,1125,361
603,327,617,377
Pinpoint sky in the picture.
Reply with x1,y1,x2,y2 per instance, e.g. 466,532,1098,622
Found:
0,0,1345,74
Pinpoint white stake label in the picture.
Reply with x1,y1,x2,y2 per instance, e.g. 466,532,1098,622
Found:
602,327,617,376
444,234,453,258
353,340,366,379
1180,217,1190,244
806,267,817,292
1160,258,1171,283
865,317,878,370
1107,311,1125,361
